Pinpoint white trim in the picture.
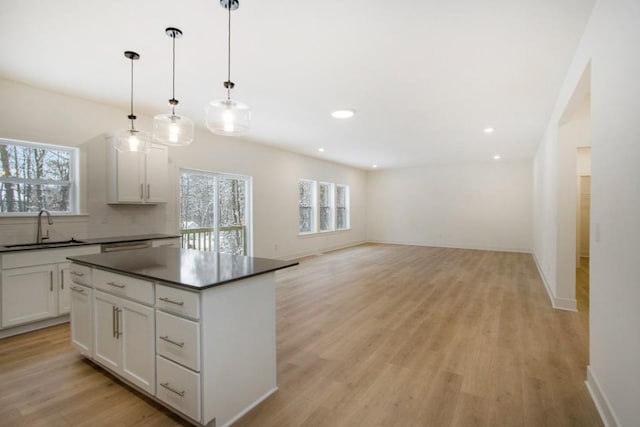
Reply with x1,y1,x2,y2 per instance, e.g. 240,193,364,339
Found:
220,387,278,427
283,240,367,261
586,366,620,427
532,252,578,311
367,239,532,254
0,315,69,339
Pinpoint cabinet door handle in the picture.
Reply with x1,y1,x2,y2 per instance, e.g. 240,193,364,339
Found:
140,183,144,199
159,335,185,348
106,281,126,289
50,271,53,292
147,184,151,199
116,308,122,338
71,286,85,293
70,271,85,277
112,306,117,338
159,297,184,306
160,382,185,397
61,271,64,289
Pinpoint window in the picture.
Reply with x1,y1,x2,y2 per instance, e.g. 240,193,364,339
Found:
298,179,350,234
0,138,77,214
298,179,316,233
180,169,252,255
336,184,350,230
318,182,333,232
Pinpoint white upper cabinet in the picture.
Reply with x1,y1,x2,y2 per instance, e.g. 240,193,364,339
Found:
107,138,168,204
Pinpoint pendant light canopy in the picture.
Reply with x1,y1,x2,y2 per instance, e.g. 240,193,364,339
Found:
153,27,194,146
116,51,151,153
205,0,251,136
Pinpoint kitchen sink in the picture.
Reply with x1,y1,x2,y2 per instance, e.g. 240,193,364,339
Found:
3,239,86,250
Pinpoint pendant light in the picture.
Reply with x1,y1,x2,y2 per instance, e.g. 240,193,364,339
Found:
205,0,250,136
116,51,151,153
153,27,194,146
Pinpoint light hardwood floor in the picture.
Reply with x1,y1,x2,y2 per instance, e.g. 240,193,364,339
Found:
0,244,602,426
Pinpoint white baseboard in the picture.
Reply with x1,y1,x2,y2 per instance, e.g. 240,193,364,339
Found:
532,252,577,312
366,239,532,254
586,366,620,427
0,315,70,339
283,240,367,261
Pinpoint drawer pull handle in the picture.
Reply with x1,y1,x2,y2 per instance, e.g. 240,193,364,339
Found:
71,279,86,286
107,281,126,289
70,271,85,277
160,336,185,348
71,286,85,293
160,382,185,397
159,297,184,306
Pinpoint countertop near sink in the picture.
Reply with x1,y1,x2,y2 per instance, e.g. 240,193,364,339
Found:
0,233,180,253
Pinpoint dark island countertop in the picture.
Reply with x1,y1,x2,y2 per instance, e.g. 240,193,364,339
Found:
68,247,298,290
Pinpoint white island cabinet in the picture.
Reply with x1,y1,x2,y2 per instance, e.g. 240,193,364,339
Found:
68,247,297,427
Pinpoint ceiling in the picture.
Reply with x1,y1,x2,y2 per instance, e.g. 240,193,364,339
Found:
0,0,595,169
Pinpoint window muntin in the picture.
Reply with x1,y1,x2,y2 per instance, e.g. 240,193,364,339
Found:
318,182,333,232
0,138,77,214
298,179,316,233
336,184,350,230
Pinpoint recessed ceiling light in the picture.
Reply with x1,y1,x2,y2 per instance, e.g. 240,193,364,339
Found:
493,154,501,160
318,148,325,152
372,164,378,168
484,127,495,134
331,109,355,119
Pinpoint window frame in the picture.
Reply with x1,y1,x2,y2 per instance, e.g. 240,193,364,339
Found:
0,137,79,216
298,178,317,235
317,181,335,233
179,168,253,256
335,184,350,231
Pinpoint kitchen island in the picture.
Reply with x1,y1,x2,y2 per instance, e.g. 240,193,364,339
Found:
67,247,297,427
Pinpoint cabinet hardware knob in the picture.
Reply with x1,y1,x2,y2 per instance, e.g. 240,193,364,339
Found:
159,297,184,306
71,287,85,293
159,335,185,348
160,382,185,397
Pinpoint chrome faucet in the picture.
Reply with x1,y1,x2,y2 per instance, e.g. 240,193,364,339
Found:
37,209,53,244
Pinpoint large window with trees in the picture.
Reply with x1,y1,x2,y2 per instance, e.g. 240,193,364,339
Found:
298,179,316,234
0,138,77,214
336,184,350,230
180,169,252,255
298,179,350,234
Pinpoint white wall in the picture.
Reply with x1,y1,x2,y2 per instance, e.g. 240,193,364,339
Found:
366,160,532,252
533,0,640,425
0,79,367,259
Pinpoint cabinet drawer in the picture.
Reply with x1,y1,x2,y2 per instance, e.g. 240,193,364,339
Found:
156,311,200,372
93,269,153,305
69,264,92,287
156,356,201,422
156,284,200,320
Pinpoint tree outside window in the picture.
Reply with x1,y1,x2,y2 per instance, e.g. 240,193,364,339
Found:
0,139,76,214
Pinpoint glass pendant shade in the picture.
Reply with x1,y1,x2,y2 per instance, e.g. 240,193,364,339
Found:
153,113,194,146
115,128,151,153
205,99,250,136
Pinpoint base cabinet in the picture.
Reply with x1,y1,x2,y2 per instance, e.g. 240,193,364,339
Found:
70,282,93,357
58,263,72,314
93,290,155,394
1,265,57,327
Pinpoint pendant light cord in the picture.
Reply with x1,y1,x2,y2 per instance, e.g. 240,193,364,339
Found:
172,33,176,115
130,57,136,131
227,1,231,100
